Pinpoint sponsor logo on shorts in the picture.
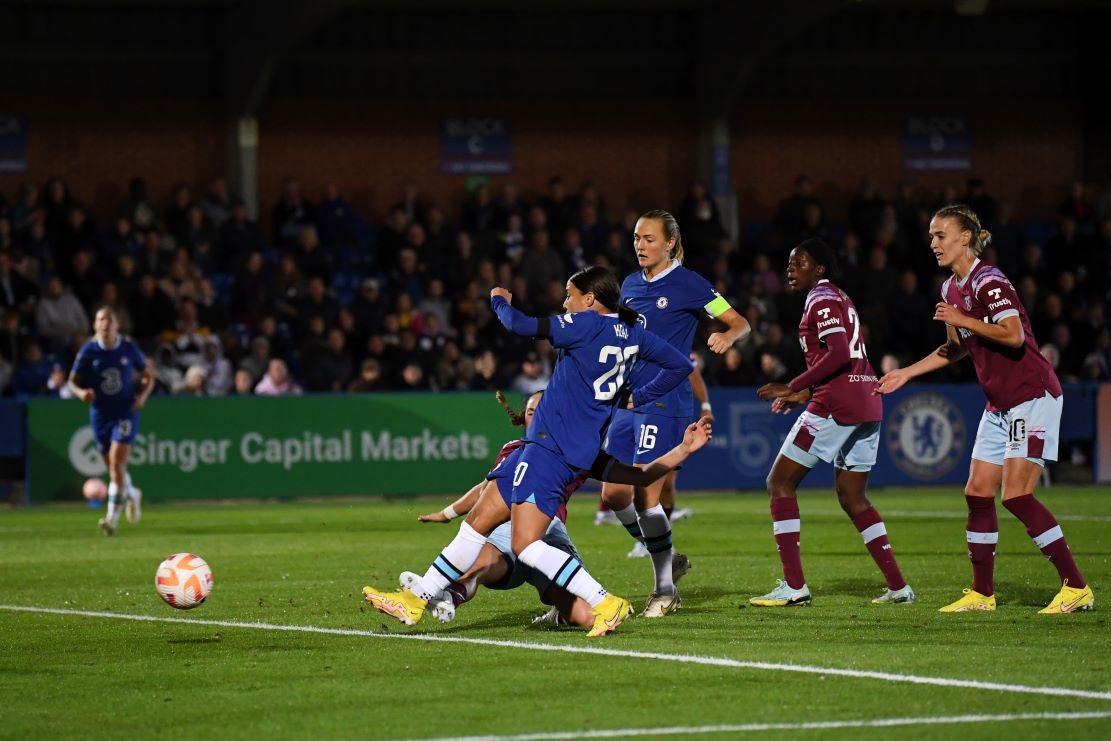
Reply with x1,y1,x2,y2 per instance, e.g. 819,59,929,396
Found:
886,393,966,480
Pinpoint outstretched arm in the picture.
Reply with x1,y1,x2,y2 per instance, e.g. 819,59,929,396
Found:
417,481,484,523
490,289,547,338
875,324,968,394
596,417,712,486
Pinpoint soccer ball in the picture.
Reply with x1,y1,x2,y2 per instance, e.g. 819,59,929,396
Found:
82,478,107,501
155,553,213,609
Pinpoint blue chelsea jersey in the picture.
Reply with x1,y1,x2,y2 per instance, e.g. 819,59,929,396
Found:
526,310,690,469
72,338,147,418
621,262,728,418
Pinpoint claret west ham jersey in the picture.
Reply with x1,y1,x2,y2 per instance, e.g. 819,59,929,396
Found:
941,259,1061,411
796,280,882,424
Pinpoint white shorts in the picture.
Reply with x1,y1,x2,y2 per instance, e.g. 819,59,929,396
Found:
971,392,1062,467
779,411,880,472
485,519,579,599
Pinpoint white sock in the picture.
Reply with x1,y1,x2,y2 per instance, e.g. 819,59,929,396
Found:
106,482,122,525
124,472,134,500
518,540,607,607
614,503,643,542
638,504,675,595
412,522,487,602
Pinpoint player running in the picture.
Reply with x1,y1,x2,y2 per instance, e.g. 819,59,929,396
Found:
876,205,1093,614
602,209,750,618
363,266,699,637
752,238,913,607
68,307,154,536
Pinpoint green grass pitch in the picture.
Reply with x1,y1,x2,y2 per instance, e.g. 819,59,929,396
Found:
1,487,1109,740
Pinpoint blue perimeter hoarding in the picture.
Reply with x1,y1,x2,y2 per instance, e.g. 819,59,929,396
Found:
682,384,1097,490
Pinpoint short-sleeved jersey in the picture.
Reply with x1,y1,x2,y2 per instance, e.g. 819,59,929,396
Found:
798,280,882,424
526,310,686,470
71,337,147,419
941,260,1062,410
621,261,729,418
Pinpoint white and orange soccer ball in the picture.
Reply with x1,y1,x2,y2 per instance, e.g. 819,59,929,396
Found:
82,478,107,501
155,553,213,609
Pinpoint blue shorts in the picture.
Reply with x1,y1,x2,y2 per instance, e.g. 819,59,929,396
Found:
510,443,580,519
90,410,139,455
485,519,581,603
603,408,686,466
487,446,524,510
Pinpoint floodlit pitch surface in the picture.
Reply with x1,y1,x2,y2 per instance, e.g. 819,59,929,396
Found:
1,488,1108,739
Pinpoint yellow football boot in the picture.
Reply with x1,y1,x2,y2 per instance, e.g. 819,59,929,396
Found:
1038,580,1094,614
362,586,426,625
587,594,632,637
938,588,996,612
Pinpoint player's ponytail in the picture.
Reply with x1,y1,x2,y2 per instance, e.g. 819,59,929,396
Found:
639,209,683,263
933,204,991,257
495,390,527,427
568,265,639,326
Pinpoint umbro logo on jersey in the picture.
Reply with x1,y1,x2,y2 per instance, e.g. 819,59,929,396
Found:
656,297,669,309
964,296,973,310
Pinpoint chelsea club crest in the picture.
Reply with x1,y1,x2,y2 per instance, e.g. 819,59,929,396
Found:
656,296,669,309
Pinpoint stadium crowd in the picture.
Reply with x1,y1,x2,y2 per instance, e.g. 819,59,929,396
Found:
1,174,1108,399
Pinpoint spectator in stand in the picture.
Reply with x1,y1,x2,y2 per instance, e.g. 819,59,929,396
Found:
135,229,170,277
315,182,362,249
273,178,315,248
232,251,272,321
893,181,923,239
397,360,430,391
423,205,455,265
220,199,263,270
129,274,176,344
964,177,998,229
419,277,452,329
57,206,97,275
200,177,233,232
713,346,754,386
1044,216,1091,279
351,278,388,336
774,175,820,250
161,298,212,369
304,327,353,392
753,350,788,386
511,351,549,395
255,358,302,396
295,276,339,337
35,276,88,351
677,180,721,238
122,176,160,233
0,310,27,367
499,213,526,265
495,182,525,228
152,343,185,395
1060,181,1094,230
520,231,565,296
11,341,53,396
887,270,932,359
292,225,331,280
849,179,886,244
165,185,194,243
0,251,37,319
378,206,409,262
577,203,607,257
195,277,228,332
232,368,255,396
177,365,208,397
468,348,503,391
394,292,424,336
101,217,140,262
540,177,576,242
390,248,425,304
202,338,233,396
395,181,426,227
157,256,200,305
239,336,271,383
460,184,498,236
43,177,77,240
347,358,386,392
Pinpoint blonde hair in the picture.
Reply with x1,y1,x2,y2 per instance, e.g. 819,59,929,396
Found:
639,209,684,263
933,204,992,257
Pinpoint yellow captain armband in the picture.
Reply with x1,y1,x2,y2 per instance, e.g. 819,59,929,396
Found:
705,295,732,318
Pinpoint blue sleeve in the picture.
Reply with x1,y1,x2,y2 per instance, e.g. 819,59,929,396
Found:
546,311,596,350
129,342,147,370
631,330,693,408
71,345,93,384
684,270,723,314
491,295,540,337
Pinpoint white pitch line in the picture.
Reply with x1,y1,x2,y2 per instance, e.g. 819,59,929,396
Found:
394,711,1111,741
3,604,1110,702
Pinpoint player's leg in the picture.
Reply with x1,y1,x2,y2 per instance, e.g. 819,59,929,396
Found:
630,414,688,609
117,413,141,524
659,470,691,522
997,394,1092,613
364,480,510,625
600,409,641,537
528,520,594,628
105,441,130,531
750,411,832,606
833,422,912,603
509,445,631,636
940,409,1006,612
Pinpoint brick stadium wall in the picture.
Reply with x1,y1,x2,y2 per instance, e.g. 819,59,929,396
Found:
2,96,1082,230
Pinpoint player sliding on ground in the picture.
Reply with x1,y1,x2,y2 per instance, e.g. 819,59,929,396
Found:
363,266,699,636
410,391,699,627
752,239,913,607
876,204,1093,614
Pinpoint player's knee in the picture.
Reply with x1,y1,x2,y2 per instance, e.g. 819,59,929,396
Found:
836,488,869,516
766,475,794,500
964,480,992,499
